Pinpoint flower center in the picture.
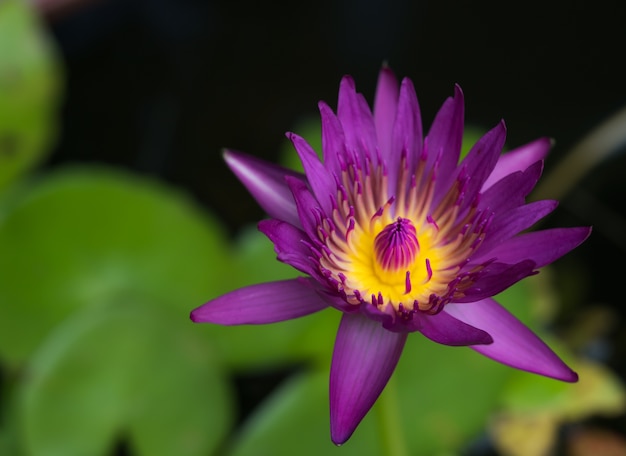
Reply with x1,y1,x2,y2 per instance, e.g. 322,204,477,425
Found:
374,218,419,271
315,156,489,319
345,209,449,313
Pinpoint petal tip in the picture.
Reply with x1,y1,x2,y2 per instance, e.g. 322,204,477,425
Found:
340,74,356,91
222,148,237,162
331,429,351,446
285,131,302,143
563,368,579,383
379,62,395,77
480,331,495,346
543,364,579,383
330,414,359,446
318,99,330,112
453,83,464,99
189,306,206,323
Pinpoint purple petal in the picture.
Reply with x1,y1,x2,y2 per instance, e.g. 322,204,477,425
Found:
337,75,378,165
190,278,328,325
483,137,552,190
258,219,321,280
285,176,321,241
478,200,559,254
479,161,543,213
224,150,304,227
320,287,370,315
454,120,507,212
444,298,578,381
426,84,464,183
455,260,537,303
407,310,493,345
373,66,399,159
389,77,423,191
319,101,346,175
287,132,336,214
473,227,592,268
330,313,407,445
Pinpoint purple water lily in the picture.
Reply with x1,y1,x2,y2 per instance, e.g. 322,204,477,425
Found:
191,67,591,444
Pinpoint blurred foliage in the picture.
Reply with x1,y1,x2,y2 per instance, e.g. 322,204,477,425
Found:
0,0,61,192
0,167,236,455
0,2,624,455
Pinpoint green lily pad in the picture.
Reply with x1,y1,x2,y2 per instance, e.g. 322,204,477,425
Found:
18,304,233,456
227,369,381,456
392,332,513,455
0,387,25,456
0,166,232,367
0,0,62,190
231,225,299,287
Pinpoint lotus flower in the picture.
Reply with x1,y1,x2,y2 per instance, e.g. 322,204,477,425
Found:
191,67,591,444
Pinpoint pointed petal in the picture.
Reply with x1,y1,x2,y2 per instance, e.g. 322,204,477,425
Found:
408,310,493,345
330,313,407,444
190,278,328,325
285,176,321,240
455,120,507,212
445,298,578,381
258,219,320,279
319,101,346,175
483,137,552,190
479,161,543,213
389,77,423,190
337,75,378,164
287,132,336,214
426,84,464,181
373,66,399,159
455,260,538,303
478,200,559,253
474,227,592,268
224,150,304,227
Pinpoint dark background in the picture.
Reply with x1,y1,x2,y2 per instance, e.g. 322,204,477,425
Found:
41,0,626,225
39,0,626,421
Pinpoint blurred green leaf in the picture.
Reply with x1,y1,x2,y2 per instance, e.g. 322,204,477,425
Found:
206,308,337,370
18,304,233,456
0,0,62,190
0,166,232,366
392,335,513,455
231,225,299,287
227,370,381,456
498,357,626,419
0,386,25,456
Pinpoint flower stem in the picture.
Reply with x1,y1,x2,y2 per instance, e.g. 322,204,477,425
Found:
376,374,409,456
